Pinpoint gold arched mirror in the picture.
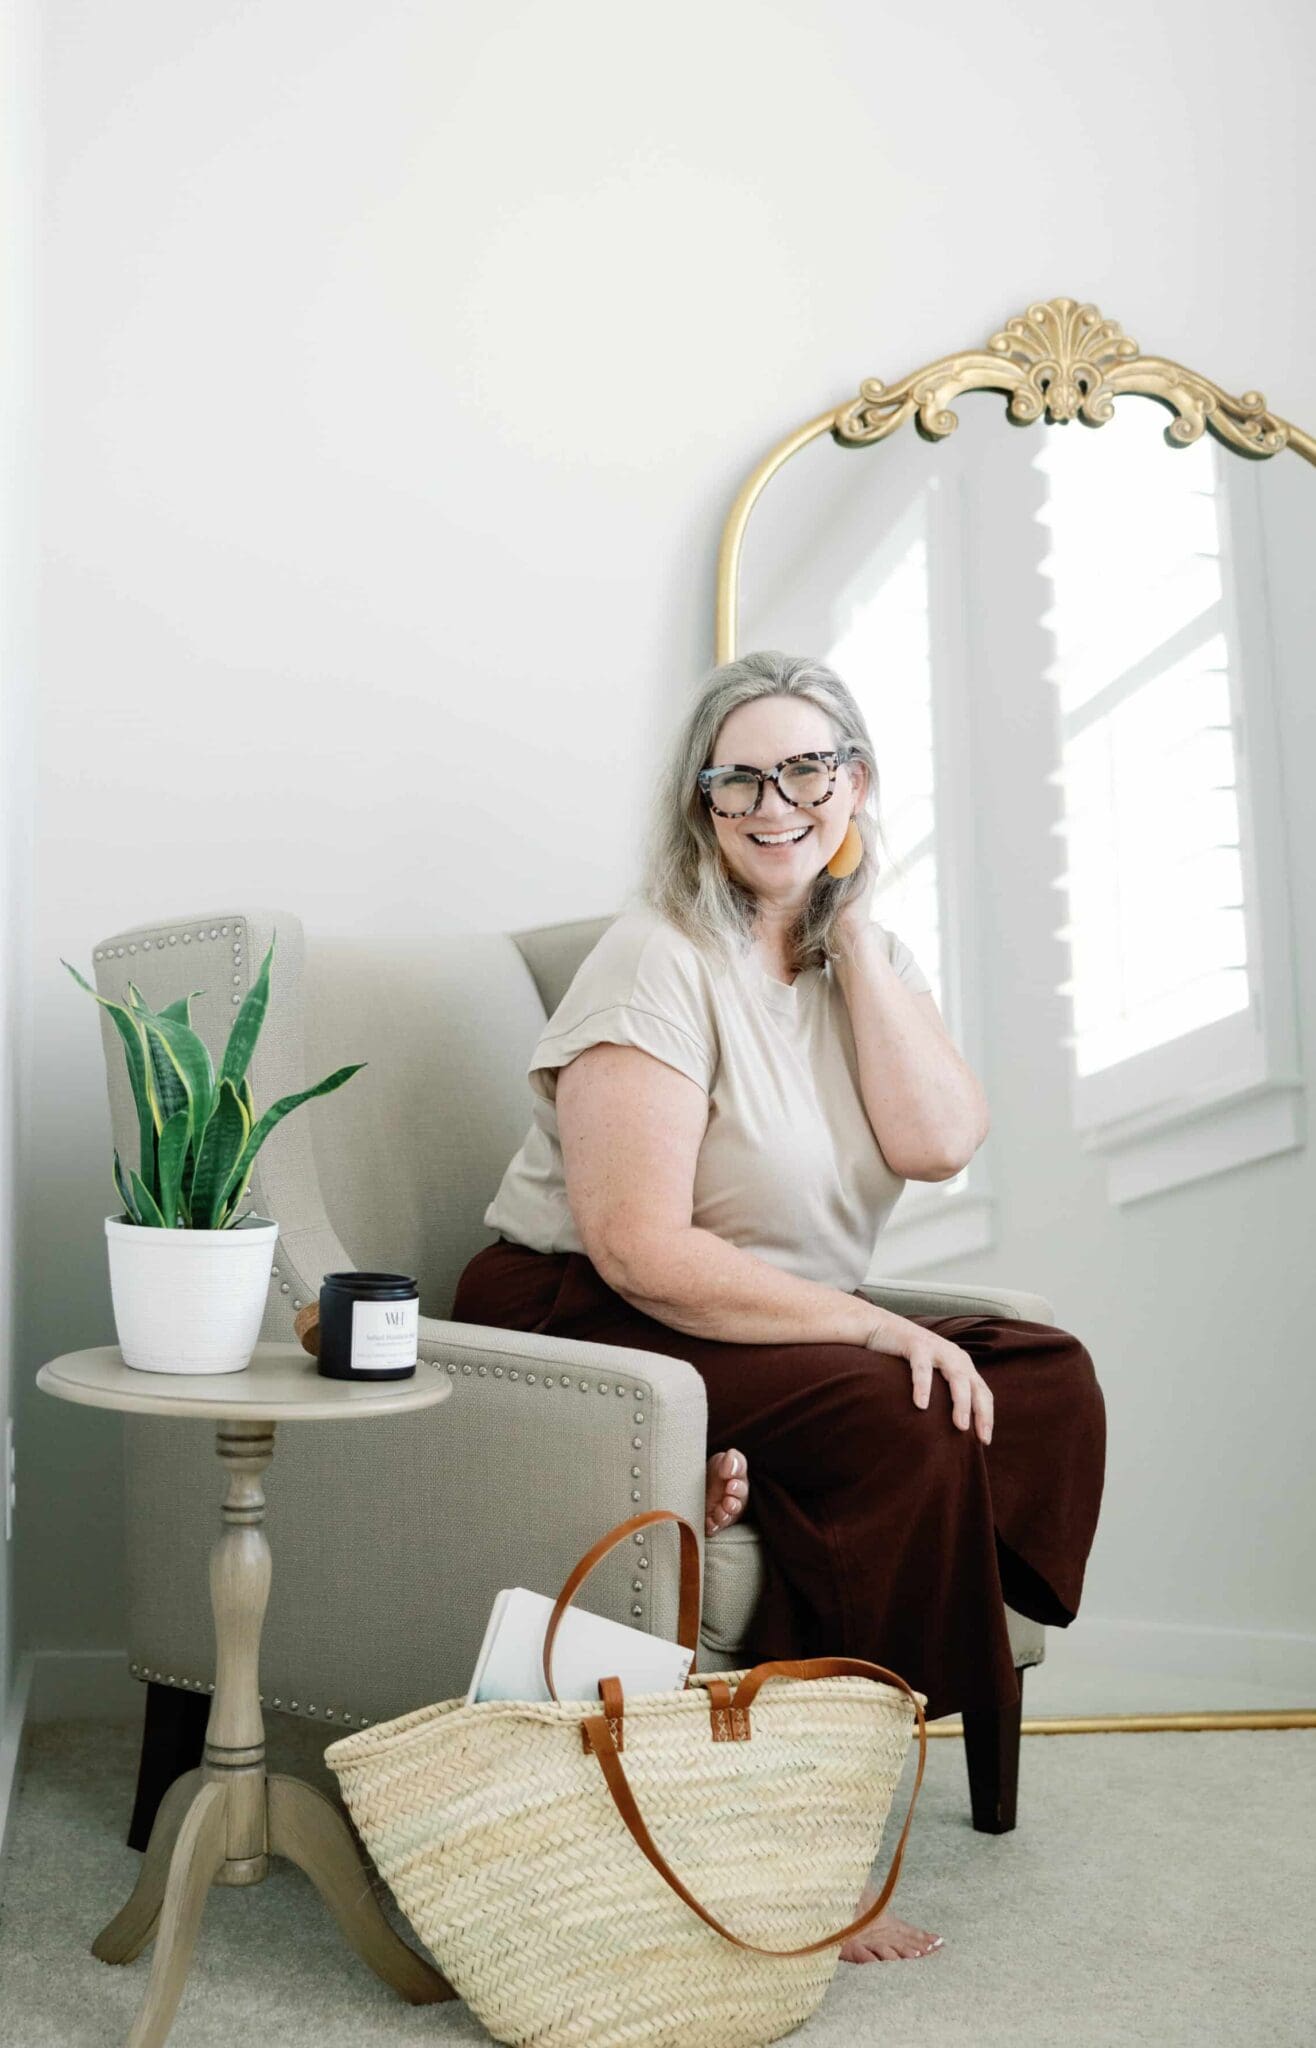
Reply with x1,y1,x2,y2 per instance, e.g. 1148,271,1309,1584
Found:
716,299,1315,1731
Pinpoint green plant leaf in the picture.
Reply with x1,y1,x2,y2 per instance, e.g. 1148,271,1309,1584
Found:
222,1083,258,1224
218,933,276,1098
123,986,209,1143
191,1078,250,1229
156,1107,190,1228
137,1014,216,1157
61,961,157,1202
112,1149,140,1223
142,1022,188,1156
215,1062,367,1217
129,1169,167,1228
129,979,198,1029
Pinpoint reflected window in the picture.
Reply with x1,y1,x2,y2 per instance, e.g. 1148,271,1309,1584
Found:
823,491,942,1014
1035,404,1250,1078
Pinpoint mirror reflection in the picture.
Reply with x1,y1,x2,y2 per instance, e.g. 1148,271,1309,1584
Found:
736,392,1314,1720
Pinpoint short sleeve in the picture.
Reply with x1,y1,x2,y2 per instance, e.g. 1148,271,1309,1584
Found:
527,912,715,1103
879,922,933,994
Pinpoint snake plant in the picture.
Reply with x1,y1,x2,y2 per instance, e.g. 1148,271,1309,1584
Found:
62,928,366,1229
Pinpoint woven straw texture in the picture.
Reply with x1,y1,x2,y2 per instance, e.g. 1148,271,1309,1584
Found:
324,1667,919,2048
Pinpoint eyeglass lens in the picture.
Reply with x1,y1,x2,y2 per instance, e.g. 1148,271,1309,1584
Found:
702,757,836,816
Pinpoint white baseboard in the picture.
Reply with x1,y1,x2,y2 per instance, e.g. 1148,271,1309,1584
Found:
0,1652,35,1892
1024,1615,1316,1717
25,1648,143,1723
2,1650,143,1890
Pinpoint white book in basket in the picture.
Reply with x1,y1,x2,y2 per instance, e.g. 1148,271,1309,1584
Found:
466,1586,695,1706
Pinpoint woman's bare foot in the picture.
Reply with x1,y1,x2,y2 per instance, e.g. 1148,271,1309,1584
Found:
705,1449,749,1535
839,1883,943,1963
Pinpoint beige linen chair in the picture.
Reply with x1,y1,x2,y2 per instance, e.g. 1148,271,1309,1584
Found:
91,905,1049,1852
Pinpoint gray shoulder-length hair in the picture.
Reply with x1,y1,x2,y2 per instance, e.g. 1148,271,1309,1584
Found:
638,649,899,974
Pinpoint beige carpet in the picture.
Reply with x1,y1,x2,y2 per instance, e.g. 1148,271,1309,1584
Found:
0,1716,1312,2046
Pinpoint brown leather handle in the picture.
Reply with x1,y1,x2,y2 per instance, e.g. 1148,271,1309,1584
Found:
542,1509,703,1703
581,1655,928,1957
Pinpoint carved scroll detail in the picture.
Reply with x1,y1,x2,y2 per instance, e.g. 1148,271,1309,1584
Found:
833,297,1289,459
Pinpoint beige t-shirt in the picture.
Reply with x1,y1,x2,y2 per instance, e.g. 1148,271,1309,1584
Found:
483,903,933,1293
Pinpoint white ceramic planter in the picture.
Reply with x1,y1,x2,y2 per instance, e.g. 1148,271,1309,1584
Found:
104,1214,280,1374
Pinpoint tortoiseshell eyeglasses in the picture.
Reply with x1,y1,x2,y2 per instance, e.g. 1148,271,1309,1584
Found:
696,748,855,819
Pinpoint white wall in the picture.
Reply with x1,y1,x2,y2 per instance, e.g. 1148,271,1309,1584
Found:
19,0,1316,1698
2,0,36,1817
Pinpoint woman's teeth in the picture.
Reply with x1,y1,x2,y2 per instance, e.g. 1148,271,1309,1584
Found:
749,826,811,846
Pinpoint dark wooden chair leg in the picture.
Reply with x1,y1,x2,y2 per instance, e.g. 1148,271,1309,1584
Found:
127,1680,211,1852
961,1667,1023,1834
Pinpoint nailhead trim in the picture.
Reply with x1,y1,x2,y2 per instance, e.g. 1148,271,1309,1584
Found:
632,1605,643,1616
631,1490,641,1501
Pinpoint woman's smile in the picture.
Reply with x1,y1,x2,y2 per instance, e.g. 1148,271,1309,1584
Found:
746,822,813,850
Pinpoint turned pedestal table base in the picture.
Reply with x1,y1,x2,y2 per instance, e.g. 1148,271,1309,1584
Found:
37,1345,456,2048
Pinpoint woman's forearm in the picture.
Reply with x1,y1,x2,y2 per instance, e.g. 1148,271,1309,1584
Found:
599,1223,895,1348
834,924,989,1177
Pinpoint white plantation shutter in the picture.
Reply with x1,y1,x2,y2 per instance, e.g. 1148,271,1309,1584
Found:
823,490,942,1013
823,487,976,1205
1034,404,1252,1089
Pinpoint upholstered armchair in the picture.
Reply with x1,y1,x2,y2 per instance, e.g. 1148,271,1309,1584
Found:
91,905,1049,1853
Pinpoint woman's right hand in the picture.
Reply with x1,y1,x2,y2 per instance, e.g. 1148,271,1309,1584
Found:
869,1315,994,1444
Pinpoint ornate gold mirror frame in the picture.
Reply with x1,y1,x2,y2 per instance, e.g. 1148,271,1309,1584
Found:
716,294,1316,661
714,297,1316,1737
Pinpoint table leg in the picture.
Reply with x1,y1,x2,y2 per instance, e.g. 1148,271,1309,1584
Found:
94,1418,452,2034
93,1768,205,1964
123,1780,227,2048
268,1775,457,2004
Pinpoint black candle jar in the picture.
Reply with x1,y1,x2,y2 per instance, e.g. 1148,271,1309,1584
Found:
317,1271,419,1381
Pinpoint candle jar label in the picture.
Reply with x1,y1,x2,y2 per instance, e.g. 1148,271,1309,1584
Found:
350,1297,419,1374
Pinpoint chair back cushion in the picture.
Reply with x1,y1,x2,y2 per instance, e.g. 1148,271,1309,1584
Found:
92,906,616,1321
301,916,611,1314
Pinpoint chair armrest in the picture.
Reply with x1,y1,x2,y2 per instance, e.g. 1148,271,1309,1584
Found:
416,1314,709,1547
123,1315,710,1730
857,1279,1056,1324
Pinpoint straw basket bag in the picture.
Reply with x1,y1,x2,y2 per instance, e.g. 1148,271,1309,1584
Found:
324,1508,928,2048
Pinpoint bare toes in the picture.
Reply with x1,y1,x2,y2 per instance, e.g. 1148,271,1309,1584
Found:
705,1450,749,1534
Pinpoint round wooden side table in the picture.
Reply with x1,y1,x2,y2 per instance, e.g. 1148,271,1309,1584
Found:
36,1341,457,2048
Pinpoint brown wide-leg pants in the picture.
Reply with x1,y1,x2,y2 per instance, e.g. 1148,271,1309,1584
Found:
450,1237,1107,1723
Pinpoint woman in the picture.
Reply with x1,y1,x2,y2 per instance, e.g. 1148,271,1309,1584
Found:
452,650,1106,1965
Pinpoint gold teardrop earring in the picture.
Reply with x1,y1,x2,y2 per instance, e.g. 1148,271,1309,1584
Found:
826,817,863,879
